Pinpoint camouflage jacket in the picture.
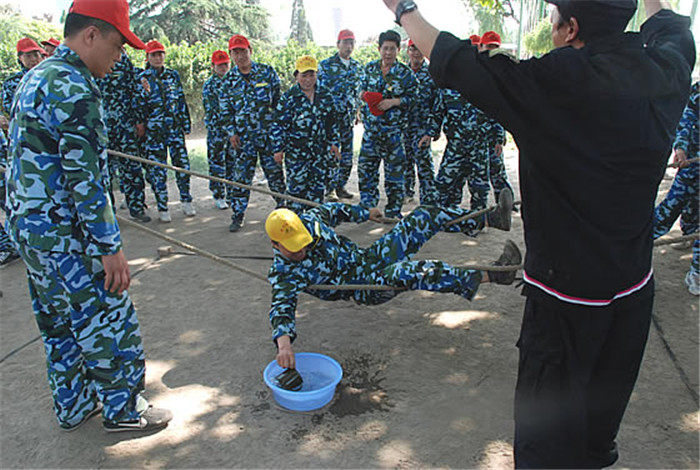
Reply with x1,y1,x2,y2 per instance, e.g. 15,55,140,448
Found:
268,203,372,342
6,44,121,256
220,61,281,144
202,73,226,134
317,53,364,123
270,84,339,156
674,81,699,156
405,60,440,136
1,68,28,117
361,59,418,134
428,88,489,142
137,66,191,135
97,52,141,132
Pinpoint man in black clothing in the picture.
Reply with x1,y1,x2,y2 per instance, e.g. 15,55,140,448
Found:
381,0,695,467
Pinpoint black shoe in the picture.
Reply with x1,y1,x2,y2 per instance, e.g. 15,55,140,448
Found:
274,368,303,391
229,219,243,232
103,405,172,433
61,403,103,432
129,212,151,223
336,187,354,199
487,188,514,231
0,250,21,268
487,240,522,285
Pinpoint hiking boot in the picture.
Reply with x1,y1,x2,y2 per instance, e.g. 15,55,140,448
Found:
685,270,700,296
61,402,103,432
182,202,196,217
487,188,514,231
487,240,522,285
229,219,243,232
103,405,173,433
0,250,21,268
129,212,151,223
158,210,172,223
336,187,354,199
214,198,229,210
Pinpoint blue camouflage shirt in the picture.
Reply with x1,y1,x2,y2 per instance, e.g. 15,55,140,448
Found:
1,68,28,117
6,44,121,256
137,66,191,135
429,89,489,141
202,73,227,135
361,59,418,134
97,52,141,132
674,81,699,155
406,60,440,136
317,53,364,123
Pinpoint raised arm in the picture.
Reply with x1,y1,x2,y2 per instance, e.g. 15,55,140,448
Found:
381,1,439,60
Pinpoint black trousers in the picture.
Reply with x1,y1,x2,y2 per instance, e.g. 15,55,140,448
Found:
514,280,654,469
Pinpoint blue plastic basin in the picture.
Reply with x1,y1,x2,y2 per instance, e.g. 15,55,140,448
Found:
263,352,343,412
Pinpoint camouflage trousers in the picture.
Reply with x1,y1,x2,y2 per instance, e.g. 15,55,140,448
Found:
285,148,332,214
1,176,16,253
144,128,192,212
358,131,406,218
106,124,147,216
653,162,699,273
228,142,286,223
349,205,483,305
206,130,230,201
17,245,146,427
327,118,355,192
435,137,490,211
488,147,513,203
403,129,437,204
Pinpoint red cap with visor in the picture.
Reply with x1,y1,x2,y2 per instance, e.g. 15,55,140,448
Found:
337,29,355,41
228,34,251,51
481,31,501,46
469,34,481,45
211,50,230,65
145,40,165,54
69,0,146,50
16,37,46,54
41,38,61,48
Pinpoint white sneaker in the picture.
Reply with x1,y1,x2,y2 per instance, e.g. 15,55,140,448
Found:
158,210,172,223
685,270,699,296
182,202,196,217
325,190,338,202
214,198,228,210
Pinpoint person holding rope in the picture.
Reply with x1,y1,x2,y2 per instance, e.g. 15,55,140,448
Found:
382,0,695,467
5,0,172,433
266,199,518,370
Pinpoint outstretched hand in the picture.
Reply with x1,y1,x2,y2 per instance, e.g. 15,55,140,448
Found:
276,335,295,369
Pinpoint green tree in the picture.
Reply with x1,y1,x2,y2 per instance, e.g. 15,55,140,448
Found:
523,17,553,57
289,0,313,46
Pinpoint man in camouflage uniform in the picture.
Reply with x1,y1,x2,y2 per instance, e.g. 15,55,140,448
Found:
653,81,699,295
359,30,418,219
265,202,519,369
41,37,61,57
271,55,340,213
137,40,195,223
203,50,232,210
220,34,286,232
1,37,44,117
5,0,171,432
317,29,364,200
0,130,20,267
97,51,150,222
403,39,437,205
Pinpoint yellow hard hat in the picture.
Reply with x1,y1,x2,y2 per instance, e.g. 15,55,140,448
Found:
295,55,318,74
266,209,313,252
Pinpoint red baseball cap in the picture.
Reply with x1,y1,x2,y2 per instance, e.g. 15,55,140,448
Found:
145,40,165,54
69,0,146,50
211,50,230,65
228,34,250,51
407,39,415,48
16,37,45,54
469,34,481,45
337,29,355,41
481,31,501,46
362,91,385,116
41,38,61,48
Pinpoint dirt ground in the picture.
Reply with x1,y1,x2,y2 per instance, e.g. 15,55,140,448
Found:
1,145,698,469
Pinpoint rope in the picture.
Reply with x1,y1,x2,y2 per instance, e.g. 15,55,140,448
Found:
667,157,700,168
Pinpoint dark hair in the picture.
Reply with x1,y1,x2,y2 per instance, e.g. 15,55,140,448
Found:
378,30,401,48
553,0,636,43
64,12,119,39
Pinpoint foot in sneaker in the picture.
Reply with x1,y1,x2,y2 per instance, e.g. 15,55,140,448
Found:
130,212,151,223
336,187,354,199
487,188,514,231
229,219,243,232
325,190,338,202
182,202,196,217
158,210,172,223
214,198,228,210
487,240,522,285
103,405,173,433
0,250,21,268
61,402,103,432
685,270,699,296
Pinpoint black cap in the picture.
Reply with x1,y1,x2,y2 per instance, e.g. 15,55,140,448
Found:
545,0,637,38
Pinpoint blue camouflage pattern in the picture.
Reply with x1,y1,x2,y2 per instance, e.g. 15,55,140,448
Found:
485,119,513,202
202,72,230,200
0,130,15,253
270,83,339,213
318,52,364,192
137,66,193,212
1,68,28,116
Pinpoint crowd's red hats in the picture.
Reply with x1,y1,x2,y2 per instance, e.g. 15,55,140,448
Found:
362,91,385,116
228,34,250,50
481,31,501,46
211,50,230,65
145,40,165,54
69,0,146,50
469,34,481,45
407,39,415,48
337,29,355,41
41,38,61,48
16,37,45,54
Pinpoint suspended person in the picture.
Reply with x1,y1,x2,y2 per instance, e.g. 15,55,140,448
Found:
2,38,45,117
382,0,695,466
220,34,286,232
5,0,172,432
137,40,196,223
97,51,151,222
202,50,232,210
265,200,518,369
358,30,418,219
270,55,341,213
317,29,365,201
